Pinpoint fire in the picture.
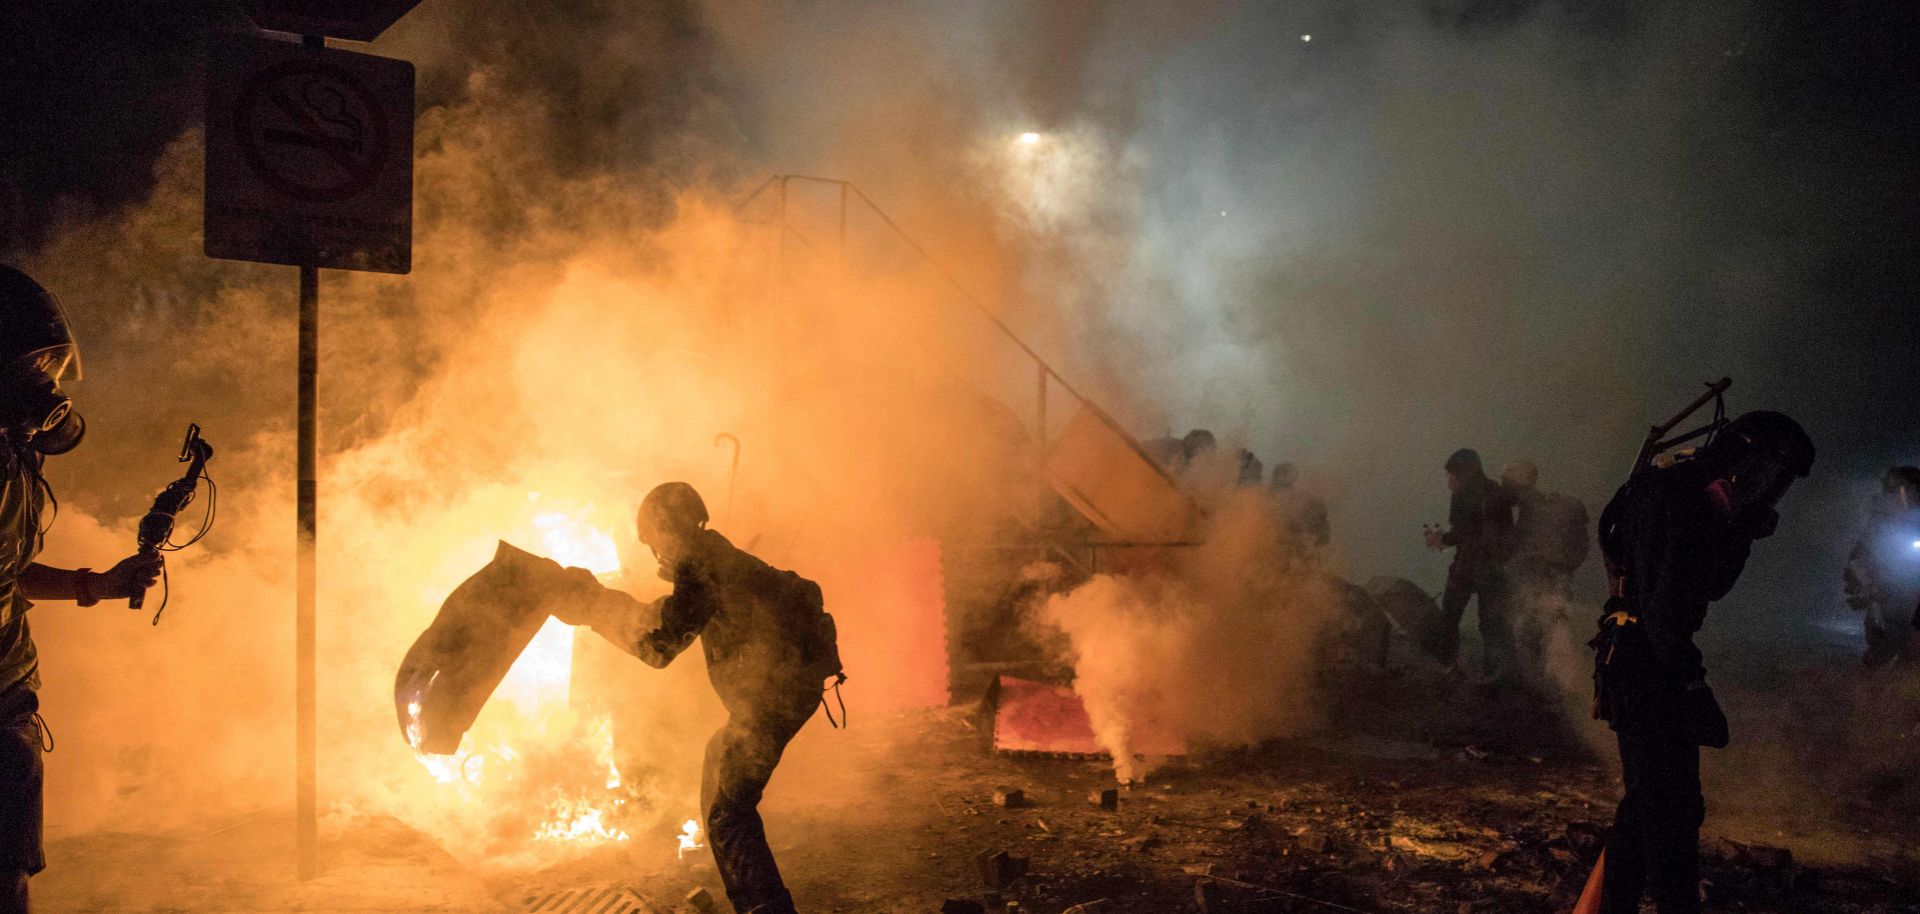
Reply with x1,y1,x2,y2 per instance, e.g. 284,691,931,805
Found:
405,502,642,850
677,818,704,859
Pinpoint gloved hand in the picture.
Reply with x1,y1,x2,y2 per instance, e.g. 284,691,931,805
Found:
548,565,609,627
1683,683,1729,749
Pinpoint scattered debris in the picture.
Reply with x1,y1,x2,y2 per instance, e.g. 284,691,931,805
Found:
975,848,1030,889
683,887,715,914
993,788,1027,809
1703,837,1794,871
1089,788,1119,810
941,900,987,914
1061,900,1110,914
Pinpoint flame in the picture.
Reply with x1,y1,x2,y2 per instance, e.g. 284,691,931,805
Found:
405,504,640,849
532,505,622,574
677,818,704,859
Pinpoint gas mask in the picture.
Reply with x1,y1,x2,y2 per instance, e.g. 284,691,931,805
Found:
0,351,85,455
1722,452,1796,540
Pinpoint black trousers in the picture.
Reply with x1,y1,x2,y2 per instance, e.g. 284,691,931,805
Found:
702,691,818,914
1602,725,1703,914
1440,559,1513,676
0,690,44,878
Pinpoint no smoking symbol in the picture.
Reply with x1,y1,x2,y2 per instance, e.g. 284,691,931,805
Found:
235,59,392,203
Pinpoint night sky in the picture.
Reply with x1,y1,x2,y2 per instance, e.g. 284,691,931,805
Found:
2,0,1918,651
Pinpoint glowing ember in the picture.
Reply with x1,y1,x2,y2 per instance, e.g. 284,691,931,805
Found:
677,819,704,859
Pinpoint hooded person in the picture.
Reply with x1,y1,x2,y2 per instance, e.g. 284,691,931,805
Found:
558,482,841,914
0,265,163,914
1589,410,1814,914
1423,447,1517,676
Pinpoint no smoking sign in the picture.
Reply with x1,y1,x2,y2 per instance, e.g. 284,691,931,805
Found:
206,34,413,273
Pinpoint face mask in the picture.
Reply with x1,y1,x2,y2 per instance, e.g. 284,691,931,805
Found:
0,357,73,448
32,409,85,455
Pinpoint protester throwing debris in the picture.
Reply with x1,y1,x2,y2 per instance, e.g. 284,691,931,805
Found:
0,266,164,914
560,482,842,914
1589,408,1813,914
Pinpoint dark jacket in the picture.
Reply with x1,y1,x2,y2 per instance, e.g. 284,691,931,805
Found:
600,529,837,713
0,450,43,700
1442,474,1515,568
1597,464,1750,687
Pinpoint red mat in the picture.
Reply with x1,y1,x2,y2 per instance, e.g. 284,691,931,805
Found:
988,675,1186,757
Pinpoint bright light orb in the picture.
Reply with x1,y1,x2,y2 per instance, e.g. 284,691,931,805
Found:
1017,131,1042,146
1301,34,1312,42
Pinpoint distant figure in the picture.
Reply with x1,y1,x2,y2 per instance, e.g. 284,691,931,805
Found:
1423,448,1516,677
1501,459,1590,685
1841,466,1920,668
1181,429,1217,467
1142,434,1186,473
1269,462,1330,569
1236,448,1264,488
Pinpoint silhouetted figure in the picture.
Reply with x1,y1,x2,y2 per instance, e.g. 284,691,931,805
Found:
1424,448,1516,676
1591,411,1813,914
1269,462,1330,569
1235,448,1264,487
1501,459,1590,685
563,483,841,914
1142,434,1186,473
1842,466,1920,668
0,266,163,914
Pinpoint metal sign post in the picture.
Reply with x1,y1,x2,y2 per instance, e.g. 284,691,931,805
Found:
205,14,417,879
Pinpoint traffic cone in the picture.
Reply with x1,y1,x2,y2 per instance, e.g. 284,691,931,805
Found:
1571,849,1605,914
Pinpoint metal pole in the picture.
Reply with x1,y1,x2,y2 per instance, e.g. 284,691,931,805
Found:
1036,366,1048,453
296,262,318,880
295,35,323,881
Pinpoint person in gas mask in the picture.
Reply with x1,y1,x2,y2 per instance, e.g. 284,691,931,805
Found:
1424,448,1517,677
1590,410,1813,914
560,483,841,914
1841,466,1920,668
0,265,164,914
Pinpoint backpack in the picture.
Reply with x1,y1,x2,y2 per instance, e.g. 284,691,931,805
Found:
1540,493,1591,573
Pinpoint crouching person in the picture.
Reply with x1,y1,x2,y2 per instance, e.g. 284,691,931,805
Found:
560,483,841,914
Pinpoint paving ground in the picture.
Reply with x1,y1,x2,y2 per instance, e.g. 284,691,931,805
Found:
31,643,1920,914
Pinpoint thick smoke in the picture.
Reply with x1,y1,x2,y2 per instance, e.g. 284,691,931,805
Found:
6,0,1919,861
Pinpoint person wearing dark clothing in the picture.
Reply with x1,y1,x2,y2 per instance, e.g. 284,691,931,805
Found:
563,482,841,914
1425,448,1516,676
1501,459,1590,686
0,265,163,914
1841,466,1920,668
1591,410,1813,914
1269,462,1330,570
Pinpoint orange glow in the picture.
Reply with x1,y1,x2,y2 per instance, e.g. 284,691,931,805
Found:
676,818,704,859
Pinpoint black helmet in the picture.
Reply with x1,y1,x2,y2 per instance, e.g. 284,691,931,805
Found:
636,482,708,546
0,265,80,380
1710,411,1814,478
1444,448,1483,476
